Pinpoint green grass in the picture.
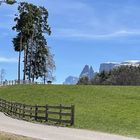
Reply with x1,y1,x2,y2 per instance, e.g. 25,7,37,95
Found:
0,85,140,138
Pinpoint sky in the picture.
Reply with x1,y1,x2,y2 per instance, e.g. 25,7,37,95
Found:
1,0,140,84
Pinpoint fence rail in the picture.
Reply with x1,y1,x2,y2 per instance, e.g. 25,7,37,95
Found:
0,98,75,126
0,80,44,86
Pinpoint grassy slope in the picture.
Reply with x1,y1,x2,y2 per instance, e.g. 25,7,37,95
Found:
0,85,140,138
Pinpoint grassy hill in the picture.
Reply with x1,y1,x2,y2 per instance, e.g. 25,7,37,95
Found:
0,85,140,138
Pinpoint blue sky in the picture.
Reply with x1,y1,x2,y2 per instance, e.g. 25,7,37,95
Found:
1,0,140,83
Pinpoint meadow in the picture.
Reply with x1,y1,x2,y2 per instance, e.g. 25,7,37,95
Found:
0,85,140,138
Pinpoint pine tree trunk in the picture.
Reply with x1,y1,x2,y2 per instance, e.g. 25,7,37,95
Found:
32,76,34,83
23,47,26,82
44,75,46,84
23,45,28,82
29,40,32,82
18,33,22,84
29,33,34,83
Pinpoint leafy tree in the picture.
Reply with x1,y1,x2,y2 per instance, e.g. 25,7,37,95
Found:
91,71,111,85
0,69,5,84
77,76,90,85
91,65,140,85
0,0,16,5
80,65,140,85
12,32,25,83
6,0,16,5
42,48,55,84
13,2,54,83
109,65,140,85
12,2,33,83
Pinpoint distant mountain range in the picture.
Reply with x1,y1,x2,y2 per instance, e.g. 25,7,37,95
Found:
99,62,119,72
99,60,140,72
63,60,140,85
63,76,79,85
79,65,95,80
63,65,95,85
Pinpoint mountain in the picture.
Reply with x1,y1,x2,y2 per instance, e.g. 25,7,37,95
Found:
99,60,140,72
79,65,95,80
63,76,79,85
120,60,140,66
63,65,95,84
89,66,94,79
99,62,119,72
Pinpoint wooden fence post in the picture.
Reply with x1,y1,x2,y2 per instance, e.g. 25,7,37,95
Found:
0,99,2,111
15,104,17,116
35,105,38,121
30,107,32,119
7,101,10,114
13,103,15,116
0,99,1,111
45,104,48,122
71,105,75,126
9,102,11,114
1,99,3,111
4,100,6,112
59,104,62,124
19,104,21,118
22,104,25,118
9,102,12,115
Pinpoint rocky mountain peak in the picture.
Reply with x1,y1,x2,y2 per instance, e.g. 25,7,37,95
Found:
79,65,95,80
63,76,79,85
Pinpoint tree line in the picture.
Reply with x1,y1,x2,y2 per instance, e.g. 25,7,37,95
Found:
12,2,55,84
78,65,140,85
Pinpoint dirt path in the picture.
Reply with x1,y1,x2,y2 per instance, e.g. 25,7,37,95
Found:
0,112,139,140
0,131,40,140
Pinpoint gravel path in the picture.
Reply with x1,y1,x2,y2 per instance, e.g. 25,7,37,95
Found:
0,112,139,140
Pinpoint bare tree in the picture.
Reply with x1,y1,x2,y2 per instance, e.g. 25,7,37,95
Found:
0,69,5,84
43,71,55,84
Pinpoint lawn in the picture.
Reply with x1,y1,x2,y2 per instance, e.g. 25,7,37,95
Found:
0,85,140,138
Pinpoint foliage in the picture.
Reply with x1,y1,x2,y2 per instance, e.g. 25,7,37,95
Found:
6,0,16,5
12,2,54,82
0,0,16,5
108,65,140,85
91,71,111,85
79,65,140,85
0,85,140,138
0,69,5,84
77,76,90,85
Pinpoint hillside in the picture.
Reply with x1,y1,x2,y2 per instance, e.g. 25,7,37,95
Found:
0,85,140,138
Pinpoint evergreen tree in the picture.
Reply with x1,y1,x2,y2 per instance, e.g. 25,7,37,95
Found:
91,65,140,85
0,0,16,5
77,76,90,85
13,2,54,83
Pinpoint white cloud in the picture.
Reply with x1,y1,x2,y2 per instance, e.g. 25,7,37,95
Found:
45,0,140,41
0,57,17,63
47,0,90,14
52,28,140,40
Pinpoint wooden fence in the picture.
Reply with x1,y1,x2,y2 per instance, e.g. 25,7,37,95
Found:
0,98,75,126
0,80,43,86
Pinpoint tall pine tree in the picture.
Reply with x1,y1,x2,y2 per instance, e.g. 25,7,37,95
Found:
13,2,54,83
